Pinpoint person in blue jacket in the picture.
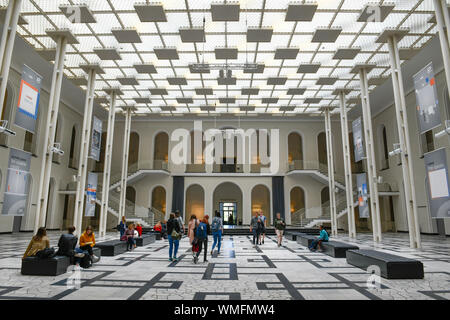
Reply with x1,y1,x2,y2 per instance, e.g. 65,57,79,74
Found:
119,216,126,238
309,225,329,252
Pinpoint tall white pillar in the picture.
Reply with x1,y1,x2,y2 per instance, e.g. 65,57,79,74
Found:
0,0,22,118
352,64,382,243
433,0,450,98
73,64,103,237
34,31,75,232
336,89,356,238
99,88,122,237
118,106,136,220
322,107,337,236
384,31,422,249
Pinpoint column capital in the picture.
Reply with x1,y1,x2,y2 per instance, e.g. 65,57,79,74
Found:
350,63,376,74
45,28,78,44
121,105,137,112
319,106,336,113
376,27,410,43
80,63,105,75
103,87,124,96
332,88,352,96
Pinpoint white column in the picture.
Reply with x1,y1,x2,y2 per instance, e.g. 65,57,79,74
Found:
99,88,121,237
118,106,134,220
338,91,356,238
387,35,422,249
34,35,68,232
323,108,337,236
433,0,450,98
73,67,97,236
0,0,22,118
358,67,382,243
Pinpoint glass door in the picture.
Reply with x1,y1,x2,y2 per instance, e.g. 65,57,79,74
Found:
220,202,237,225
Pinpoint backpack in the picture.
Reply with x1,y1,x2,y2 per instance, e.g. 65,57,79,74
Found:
211,218,220,232
195,222,207,240
79,254,92,269
36,247,55,259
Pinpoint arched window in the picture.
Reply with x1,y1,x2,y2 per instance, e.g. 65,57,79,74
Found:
317,132,327,167
128,132,140,170
288,132,303,169
153,132,169,170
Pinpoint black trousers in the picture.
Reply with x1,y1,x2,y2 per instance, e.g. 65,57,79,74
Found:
196,238,208,261
80,245,93,256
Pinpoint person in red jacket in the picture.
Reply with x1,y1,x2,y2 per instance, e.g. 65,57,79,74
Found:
135,223,143,237
154,221,162,233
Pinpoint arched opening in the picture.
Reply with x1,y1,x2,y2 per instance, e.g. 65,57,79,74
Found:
321,186,330,216
288,132,303,169
95,132,107,172
251,184,271,225
0,84,13,146
154,132,169,170
290,186,305,225
185,184,205,224
151,186,166,223
187,130,206,172
126,186,136,215
213,182,243,225
318,132,327,167
128,132,139,170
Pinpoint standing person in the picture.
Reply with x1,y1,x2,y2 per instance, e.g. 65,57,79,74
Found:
187,215,198,245
175,211,184,236
194,218,208,264
119,216,126,238
274,213,286,247
309,225,329,252
79,226,99,261
23,227,50,259
259,211,267,244
167,213,181,261
256,217,264,245
210,210,223,255
56,226,80,263
124,224,136,251
249,212,260,246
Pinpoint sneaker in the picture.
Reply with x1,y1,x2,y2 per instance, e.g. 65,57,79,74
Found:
211,250,214,256
74,253,85,258
169,258,173,262
173,257,178,261
91,255,100,263
217,251,220,255
204,259,208,263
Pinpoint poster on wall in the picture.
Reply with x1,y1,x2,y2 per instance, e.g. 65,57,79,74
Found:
424,148,450,219
356,173,369,218
90,116,102,162
1,148,32,216
14,65,42,133
84,172,98,217
413,62,442,134
352,117,365,162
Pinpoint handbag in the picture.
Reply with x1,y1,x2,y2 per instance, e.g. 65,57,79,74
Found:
171,229,181,240
120,235,127,241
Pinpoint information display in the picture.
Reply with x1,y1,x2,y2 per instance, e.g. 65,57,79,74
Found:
424,148,450,219
356,173,369,218
352,117,365,162
85,172,98,217
15,65,42,133
1,148,32,216
413,62,442,134
90,116,102,162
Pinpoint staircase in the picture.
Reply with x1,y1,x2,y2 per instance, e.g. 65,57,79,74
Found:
287,160,346,190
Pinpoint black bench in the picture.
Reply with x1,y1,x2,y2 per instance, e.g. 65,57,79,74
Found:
136,233,156,246
284,231,304,241
95,240,127,256
346,249,424,279
296,233,317,247
320,241,359,258
21,255,71,276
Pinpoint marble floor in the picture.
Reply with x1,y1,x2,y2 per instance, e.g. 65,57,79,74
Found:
0,231,448,300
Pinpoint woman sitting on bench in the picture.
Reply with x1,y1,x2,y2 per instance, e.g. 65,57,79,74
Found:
309,225,329,252
125,224,136,251
23,227,50,259
80,226,99,262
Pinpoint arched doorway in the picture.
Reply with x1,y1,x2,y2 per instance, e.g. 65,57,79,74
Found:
288,132,303,169
251,184,271,225
318,132,327,167
321,186,329,216
185,184,205,224
128,132,139,169
290,186,305,225
151,186,166,223
213,182,243,225
154,132,169,169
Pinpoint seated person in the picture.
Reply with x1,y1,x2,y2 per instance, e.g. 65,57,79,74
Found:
56,226,83,263
124,224,136,251
23,227,50,259
309,225,329,252
135,223,143,237
79,225,99,262
153,221,162,233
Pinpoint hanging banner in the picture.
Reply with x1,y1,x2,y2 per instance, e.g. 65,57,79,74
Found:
413,62,442,134
424,148,450,219
352,117,365,162
90,116,102,162
84,172,98,217
14,65,42,133
356,173,369,218
1,148,32,216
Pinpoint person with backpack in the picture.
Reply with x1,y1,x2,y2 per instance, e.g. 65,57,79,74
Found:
210,210,223,256
23,227,51,259
79,226,99,262
175,211,184,236
193,217,209,264
167,213,181,261
274,212,286,247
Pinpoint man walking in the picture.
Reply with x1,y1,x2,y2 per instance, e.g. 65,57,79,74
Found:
258,211,267,244
249,212,260,246
274,213,286,247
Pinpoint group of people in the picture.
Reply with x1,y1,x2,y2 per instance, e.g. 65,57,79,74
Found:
251,211,287,247
118,216,143,251
23,225,100,268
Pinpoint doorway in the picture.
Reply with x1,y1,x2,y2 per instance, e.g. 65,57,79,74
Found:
220,202,237,225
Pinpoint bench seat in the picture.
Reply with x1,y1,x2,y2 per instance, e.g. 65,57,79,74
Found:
346,249,424,279
284,231,304,241
136,233,156,246
296,233,317,247
95,240,127,256
21,255,71,276
321,241,359,258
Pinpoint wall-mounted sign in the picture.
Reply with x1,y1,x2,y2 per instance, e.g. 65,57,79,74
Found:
85,172,97,217
424,148,450,219
356,173,369,218
90,116,102,162
352,117,365,162
15,65,42,133
413,62,442,134
1,148,32,216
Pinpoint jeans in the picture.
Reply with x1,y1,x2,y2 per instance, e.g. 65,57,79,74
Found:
80,245,93,256
309,239,327,250
196,238,208,261
168,235,179,259
127,238,136,250
252,229,261,245
211,230,222,253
